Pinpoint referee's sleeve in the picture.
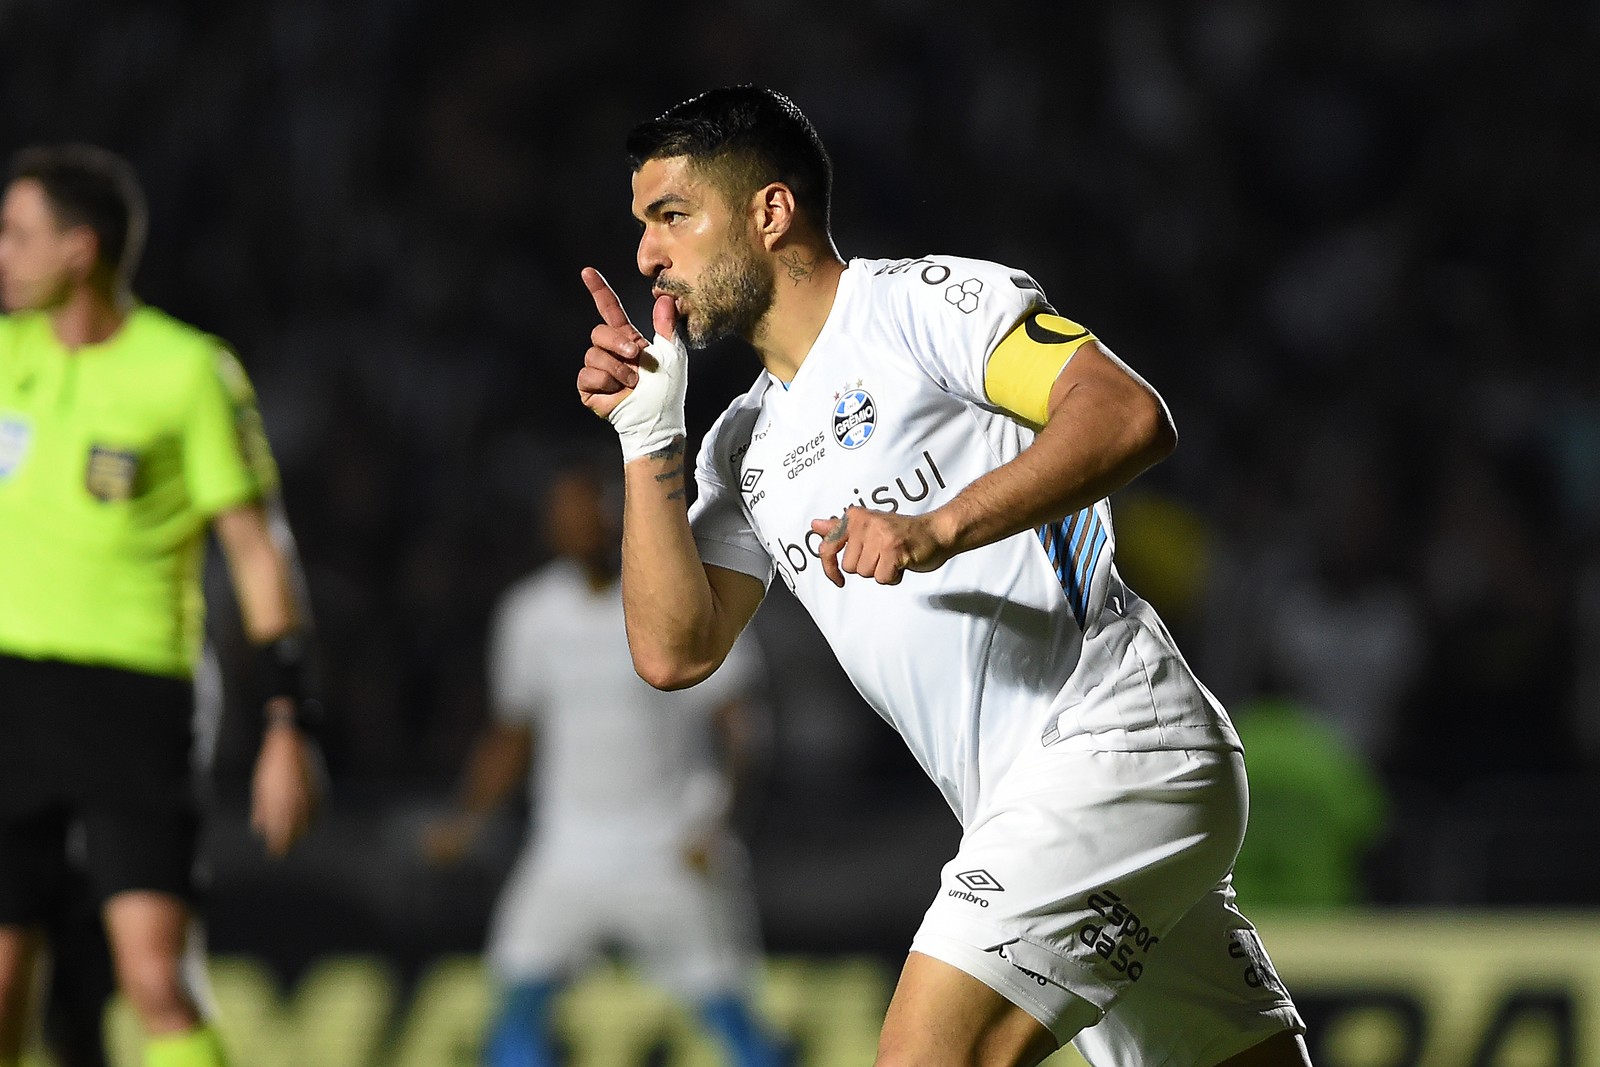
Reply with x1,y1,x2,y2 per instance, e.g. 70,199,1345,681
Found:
182,346,281,516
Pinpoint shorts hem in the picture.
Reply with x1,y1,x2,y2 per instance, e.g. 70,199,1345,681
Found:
910,929,1101,1044
920,909,1119,1012
1176,1003,1306,1067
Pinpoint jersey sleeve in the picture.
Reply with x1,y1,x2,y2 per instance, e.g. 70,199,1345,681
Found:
687,405,775,586
182,345,281,515
886,255,1055,411
487,587,547,725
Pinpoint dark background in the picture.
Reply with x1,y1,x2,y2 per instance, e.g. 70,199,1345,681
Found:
3,0,1597,974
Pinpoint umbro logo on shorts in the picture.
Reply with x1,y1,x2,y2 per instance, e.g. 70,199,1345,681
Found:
956,869,1004,892
947,869,1005,907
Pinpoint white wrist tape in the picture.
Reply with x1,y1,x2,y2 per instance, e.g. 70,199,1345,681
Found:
608,331,688,462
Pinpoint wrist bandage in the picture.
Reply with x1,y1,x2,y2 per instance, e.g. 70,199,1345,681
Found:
608,331,688,462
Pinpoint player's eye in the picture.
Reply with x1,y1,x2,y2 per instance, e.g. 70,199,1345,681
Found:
663,211,687,224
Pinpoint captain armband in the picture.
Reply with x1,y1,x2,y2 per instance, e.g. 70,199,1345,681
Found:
983,310,1098,427
254,631,324,737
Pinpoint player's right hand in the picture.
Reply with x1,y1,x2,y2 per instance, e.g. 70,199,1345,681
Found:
578,266,646,419
578,267,688,460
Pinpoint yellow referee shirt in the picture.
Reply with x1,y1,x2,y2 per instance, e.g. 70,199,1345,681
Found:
0,306,279,678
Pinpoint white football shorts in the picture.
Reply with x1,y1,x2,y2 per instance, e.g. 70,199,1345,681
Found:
910,745,1305,1065
487,833,763,1001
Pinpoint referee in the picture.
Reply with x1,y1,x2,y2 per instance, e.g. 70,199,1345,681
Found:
0,145,319,1067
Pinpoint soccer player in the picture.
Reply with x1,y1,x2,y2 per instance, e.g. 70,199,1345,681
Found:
0,145,320,1067
424,461,785,1067
575,87,1313,1067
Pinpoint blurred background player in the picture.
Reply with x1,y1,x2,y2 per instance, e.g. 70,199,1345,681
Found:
0,145,320,1067
425,458,786,1067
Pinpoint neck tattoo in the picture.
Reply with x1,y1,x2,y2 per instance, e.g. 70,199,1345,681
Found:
779,249,817,286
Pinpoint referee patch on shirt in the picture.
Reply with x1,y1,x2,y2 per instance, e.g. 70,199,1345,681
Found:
85,445,139,502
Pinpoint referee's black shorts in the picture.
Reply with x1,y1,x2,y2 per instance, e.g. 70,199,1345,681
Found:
0,652,201,924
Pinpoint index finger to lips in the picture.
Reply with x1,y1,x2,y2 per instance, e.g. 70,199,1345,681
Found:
582,267,632,329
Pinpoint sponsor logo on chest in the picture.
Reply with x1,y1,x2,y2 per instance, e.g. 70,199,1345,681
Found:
736,378,964,590
767,448,948,590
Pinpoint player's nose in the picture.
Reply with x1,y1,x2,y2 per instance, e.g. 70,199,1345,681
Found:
636,231,668,279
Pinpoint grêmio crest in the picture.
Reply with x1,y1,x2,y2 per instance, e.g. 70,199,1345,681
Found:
831,381,877,450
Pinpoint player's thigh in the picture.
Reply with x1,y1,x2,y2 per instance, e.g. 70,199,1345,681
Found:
875,951,1062,1067
911,747,1249,1046
1071,876,1304,1067
486,849,607,982
625,842,763,999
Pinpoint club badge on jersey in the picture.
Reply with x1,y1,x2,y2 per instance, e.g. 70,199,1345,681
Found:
832,382,877,450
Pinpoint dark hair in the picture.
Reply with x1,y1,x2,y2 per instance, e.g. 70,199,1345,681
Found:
8,144,147,284
626,85,833,233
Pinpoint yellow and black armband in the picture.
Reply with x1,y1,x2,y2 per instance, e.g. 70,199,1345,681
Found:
984,310,1097,427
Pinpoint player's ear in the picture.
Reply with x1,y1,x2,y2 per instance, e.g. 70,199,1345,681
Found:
754,182,797,250
62,225,98,281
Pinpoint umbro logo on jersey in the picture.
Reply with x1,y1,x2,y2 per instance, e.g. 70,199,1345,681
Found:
832,387,876,450
741,467,766,508
957,869,1004,892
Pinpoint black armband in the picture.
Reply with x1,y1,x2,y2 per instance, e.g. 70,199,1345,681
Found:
254,632,324,736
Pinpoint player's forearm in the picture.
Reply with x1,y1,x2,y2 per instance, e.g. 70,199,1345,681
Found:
931,376,1175,557
216,503,303,642
456,726,531,817
620,438,725,689
216,502,323,740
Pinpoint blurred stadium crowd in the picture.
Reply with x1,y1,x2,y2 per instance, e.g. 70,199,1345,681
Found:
2,0,1596,951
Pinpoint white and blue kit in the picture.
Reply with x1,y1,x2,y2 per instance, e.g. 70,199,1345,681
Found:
687,255,1304,1061
485,560,766,1000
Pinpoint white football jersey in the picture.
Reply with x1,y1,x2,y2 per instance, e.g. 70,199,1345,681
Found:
690,255,1240,825
489,559,760,852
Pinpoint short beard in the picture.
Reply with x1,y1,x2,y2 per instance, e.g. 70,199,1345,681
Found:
667,244,775,350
